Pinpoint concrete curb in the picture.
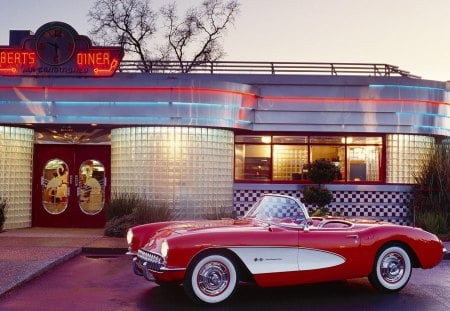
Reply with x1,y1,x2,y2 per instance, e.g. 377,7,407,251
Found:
0,248,81,297
81,247,128,255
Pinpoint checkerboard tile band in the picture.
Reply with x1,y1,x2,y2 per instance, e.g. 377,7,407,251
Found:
233,190,412,226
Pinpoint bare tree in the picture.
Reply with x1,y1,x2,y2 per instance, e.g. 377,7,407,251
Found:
88,0,157,72
161,0,240,72
88,0,240,73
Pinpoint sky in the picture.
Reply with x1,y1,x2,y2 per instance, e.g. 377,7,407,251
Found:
0,0,448,81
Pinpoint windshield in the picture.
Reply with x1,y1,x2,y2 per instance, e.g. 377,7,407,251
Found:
244,194,309,225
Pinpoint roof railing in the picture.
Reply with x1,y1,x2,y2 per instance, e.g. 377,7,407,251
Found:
117,60,421,78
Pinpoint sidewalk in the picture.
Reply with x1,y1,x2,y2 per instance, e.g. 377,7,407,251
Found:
0,227,127,296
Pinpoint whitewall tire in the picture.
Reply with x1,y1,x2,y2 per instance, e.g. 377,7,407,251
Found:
184,253,238,304
369,245,412,292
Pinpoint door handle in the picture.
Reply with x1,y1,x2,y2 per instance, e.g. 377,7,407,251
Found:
346,235,359,239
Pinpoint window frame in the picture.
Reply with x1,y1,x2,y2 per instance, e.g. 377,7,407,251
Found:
234,133,385,184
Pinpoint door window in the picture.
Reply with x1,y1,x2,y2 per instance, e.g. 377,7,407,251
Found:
78,160,105,215
42,159,69,214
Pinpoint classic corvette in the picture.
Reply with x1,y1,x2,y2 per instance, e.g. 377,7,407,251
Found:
126,194,445,304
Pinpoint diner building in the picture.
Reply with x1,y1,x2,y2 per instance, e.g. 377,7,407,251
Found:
1,22,449,229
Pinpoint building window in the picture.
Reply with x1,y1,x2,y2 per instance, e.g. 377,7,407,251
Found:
235,134,383,183
386,134,434,184
42,159,69,215
310,136,345,181
79,160,105,215
273,145,308,181
346,137,382,182
235,137,271,181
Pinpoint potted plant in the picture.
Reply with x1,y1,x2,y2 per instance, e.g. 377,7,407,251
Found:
301,159,340,216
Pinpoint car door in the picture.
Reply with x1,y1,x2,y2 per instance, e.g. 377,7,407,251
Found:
296,224,363,282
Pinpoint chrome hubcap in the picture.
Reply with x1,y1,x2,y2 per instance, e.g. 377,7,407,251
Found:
197,261,229,296
380,252,405,283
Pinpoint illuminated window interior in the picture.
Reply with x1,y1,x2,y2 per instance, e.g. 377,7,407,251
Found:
273,145,308,180
235,135,383,183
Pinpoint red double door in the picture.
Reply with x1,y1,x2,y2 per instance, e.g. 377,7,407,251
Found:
32,145,110,228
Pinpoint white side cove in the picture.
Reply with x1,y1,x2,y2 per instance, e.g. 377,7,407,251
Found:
228,247,345,274
297,248,346,271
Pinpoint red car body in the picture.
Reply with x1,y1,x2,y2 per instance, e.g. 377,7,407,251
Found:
127,194,445,304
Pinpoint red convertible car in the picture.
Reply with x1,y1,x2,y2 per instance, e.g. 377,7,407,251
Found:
126,194,445,304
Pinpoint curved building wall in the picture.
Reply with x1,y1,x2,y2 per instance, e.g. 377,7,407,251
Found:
247,77,449,136
111,127,234,219
0,126,34,229
0,73,448,227
0,74,256,129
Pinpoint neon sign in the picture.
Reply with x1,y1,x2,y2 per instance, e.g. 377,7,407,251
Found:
0,22,123,77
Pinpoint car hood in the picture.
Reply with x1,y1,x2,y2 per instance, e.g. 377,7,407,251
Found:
142,218,261,250
157,218,257,235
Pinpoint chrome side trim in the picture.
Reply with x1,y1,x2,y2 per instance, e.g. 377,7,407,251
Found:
160,266,186,272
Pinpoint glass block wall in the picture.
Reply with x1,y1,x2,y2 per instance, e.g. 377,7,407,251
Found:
386,134,435,184
0,126,34,229
111,127,234,219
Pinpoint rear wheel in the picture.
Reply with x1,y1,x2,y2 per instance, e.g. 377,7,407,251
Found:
184,253,238,304
369,244,412,292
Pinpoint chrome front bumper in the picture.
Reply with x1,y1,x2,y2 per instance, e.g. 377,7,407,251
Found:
133,249,165,282
133,257,157,282
132,249,185,282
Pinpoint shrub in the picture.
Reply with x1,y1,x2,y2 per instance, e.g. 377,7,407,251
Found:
305,159,341,185
415,210,448,235
301,187,333,209
411,142,450,234
104,214,135,237
301,159,338,214
104,193,174,237
106,192,138,221
132,200,173,225
0,196,7,232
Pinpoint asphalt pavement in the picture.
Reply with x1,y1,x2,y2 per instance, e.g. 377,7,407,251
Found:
0,227,448,298
0,227,127,296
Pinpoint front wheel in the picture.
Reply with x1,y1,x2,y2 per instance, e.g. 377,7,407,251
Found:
184,253,239,304
368,245,412,292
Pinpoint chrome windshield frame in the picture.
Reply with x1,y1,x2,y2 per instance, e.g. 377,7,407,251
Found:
244,194,311,228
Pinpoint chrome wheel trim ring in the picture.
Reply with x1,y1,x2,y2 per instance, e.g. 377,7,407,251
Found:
375,246,411,290
197,261,230,296
379,252,405,283
190,254,237,304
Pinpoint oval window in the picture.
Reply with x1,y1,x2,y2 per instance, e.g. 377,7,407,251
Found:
42,159,69,214
79,159,105,215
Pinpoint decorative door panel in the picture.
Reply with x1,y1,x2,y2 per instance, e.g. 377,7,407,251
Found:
33,145,110,228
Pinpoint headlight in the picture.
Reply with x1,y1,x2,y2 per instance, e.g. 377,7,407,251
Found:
161,240,169,258
126,229,133,245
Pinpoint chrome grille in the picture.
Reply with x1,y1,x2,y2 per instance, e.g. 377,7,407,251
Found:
138,249,165,272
